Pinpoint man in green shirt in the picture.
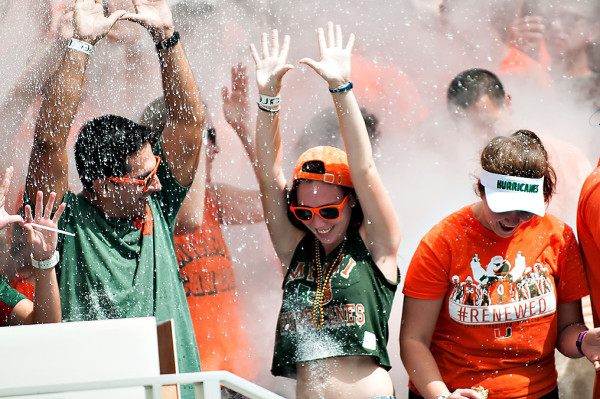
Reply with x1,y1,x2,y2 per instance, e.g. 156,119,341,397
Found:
25,0,206,391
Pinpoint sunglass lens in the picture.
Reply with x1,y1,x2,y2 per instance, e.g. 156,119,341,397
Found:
319,207,340,220
294,209,313,221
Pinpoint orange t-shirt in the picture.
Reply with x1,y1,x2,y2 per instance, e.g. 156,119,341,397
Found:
576,161,600,396
404,205,589,399
174,193,255,380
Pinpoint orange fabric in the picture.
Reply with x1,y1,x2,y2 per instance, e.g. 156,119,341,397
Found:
132,204,154,236
499,44,552,88
351,55,429,129
576,163,600,393
174,193,255,380
405,205,588,398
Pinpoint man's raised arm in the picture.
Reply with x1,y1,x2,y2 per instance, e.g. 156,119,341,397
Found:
124,0,205,188
26,0,125,208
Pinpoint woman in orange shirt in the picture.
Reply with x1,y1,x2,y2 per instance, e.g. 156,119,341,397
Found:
401,130,600,399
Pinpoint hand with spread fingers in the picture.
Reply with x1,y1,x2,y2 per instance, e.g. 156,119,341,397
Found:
250,29,294,97
73,0,126,45
23,191,66,263
300,22,354,90
121,0,174,41
222,63,251,134
0,167,23,231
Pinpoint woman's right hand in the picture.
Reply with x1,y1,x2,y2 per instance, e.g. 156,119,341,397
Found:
249,29,294,96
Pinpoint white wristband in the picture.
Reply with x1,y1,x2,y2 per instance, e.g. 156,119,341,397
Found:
68,38,94,55
437,392,452,399
30,251,59,270
258,94,280,107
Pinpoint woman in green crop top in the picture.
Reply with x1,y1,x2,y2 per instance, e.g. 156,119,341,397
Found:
250,22,401,398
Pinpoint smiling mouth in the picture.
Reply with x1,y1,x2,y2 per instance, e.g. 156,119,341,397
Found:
317,227,333,234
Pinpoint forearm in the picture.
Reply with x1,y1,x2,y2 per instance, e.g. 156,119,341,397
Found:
232,123,258,166
557,321,588,358
255,109,285,188
27,47,88,202
35,48,87,151
156,34,205,129
31,267,61,324
401,339,451,399
331,89,374,170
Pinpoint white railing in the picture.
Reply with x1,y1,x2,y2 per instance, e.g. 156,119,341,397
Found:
0,371,285,399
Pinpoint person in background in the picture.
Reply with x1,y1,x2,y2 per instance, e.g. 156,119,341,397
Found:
139,63,263,381
251,23,401,398
401,130,600,399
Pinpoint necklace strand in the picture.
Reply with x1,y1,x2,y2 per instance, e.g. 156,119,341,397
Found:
312,237,346,328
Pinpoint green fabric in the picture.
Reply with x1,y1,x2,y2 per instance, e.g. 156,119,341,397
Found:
0,277,26,308
271,230,398,378
26,145,200,397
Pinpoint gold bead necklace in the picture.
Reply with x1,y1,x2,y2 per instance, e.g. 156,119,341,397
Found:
312,236,346,328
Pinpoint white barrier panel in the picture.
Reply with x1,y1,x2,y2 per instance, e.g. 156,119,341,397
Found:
0,317,161,399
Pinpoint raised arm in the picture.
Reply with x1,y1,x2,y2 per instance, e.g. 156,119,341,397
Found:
123,0,205,187
250,30,300,266
300,23,400,281
1,165,65,324
12,191,66,325
217,63,263,225
26,0,125,208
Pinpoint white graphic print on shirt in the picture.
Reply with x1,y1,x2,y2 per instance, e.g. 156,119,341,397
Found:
448,251,556,326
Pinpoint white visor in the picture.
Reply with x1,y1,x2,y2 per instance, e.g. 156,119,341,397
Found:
480,170,545,216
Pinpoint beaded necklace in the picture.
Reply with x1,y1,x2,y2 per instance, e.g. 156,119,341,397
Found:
312,236,347,328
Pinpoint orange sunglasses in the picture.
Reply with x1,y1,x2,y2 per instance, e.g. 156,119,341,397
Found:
290,195,351,222
106,156,161,192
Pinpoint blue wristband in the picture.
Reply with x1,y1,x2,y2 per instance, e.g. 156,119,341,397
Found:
329,81,353,94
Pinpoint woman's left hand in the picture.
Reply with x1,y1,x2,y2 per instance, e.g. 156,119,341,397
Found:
300,21,354,89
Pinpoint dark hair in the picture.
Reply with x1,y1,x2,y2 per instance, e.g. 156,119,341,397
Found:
447,69,506,112
296,107,380,154
476,130,556,203
287,160,363,232
75,114,154,192
139,97,215,146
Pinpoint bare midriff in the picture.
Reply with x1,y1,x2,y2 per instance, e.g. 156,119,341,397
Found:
295,355,394,398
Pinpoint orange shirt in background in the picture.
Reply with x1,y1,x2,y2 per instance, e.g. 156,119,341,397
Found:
174,193,255,380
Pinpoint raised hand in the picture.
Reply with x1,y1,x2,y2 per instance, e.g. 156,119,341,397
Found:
73,0,126,44
23,191,66,262
222,63,250,132
250,29,294,96
300,22,354,89
0,167,23,230
121,0,174,40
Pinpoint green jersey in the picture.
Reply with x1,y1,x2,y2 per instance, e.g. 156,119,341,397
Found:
272,230,398,378
27,145,200,394
0,278,26,310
